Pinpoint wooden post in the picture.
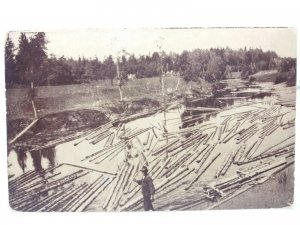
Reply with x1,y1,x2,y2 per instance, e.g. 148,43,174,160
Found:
116,59,123,102
31,81,38,119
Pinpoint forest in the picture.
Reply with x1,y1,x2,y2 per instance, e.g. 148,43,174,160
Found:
5,32,296,88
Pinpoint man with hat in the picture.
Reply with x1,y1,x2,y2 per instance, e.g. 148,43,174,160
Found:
134,166,155,211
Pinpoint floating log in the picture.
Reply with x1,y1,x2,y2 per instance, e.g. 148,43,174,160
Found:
102,164,126,209
215,153,233,178
18,172,62,192
185,153,221,191
195,143,217,169
63,163,116,176
9,119,39,145
143,132,150,145
121,164,135,194
110,165,131,210
163,153,192,178
16,170,90,199
240,140,258,162
75,177,113,212
185,145,210,166
220,154,234,176
82,141,124,161
91,132,112,145
39,183,86,212
95,145,125,164
147,135,154,151
185,107,220,113
59,181,96,211
152,139,179,156
152,157,171,180
247,138,264,159
170,196,206,211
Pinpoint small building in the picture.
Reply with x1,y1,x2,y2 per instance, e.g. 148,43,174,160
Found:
226,71,242,79
127,74,136,79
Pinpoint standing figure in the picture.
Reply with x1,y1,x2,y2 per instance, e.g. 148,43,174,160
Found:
134,166,155,211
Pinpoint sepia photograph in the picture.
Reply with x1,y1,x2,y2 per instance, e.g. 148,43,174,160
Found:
5,27,296,212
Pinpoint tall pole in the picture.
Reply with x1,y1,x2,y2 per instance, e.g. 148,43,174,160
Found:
116,59,123,102
31,81,38,119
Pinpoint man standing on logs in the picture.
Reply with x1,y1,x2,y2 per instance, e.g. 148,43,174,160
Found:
134,166,155,211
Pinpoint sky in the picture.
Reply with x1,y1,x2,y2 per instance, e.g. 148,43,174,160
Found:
8,28,297,60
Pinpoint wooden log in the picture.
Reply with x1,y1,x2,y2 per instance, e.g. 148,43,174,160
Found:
185,107,220,113
16,170,90,199
81,141,123,161
151,158,171,180
152,139,179,156
220,127,235,143
75,177,113,212
163,153,192,178
170,196,206,211
42,183,89,211
220,154,234,176
9,119,39,145
143,132,150,146
88,143,124,162
247,138,264,158
121,164,135,194
215,153,233,178
20,185,75,211
185,153,221,190
126,127,152,140
108,147,124,161
152,127,158,138
233,145,246,164
218,126,223,141
240,140,258,162
103,133,113,147
110,165,131,210
18,172,62,192
147,135,154,151
236,129,258,144
102,164,126,209
95,145,124,164
91,132,112,145
10,164,64,191
185,144,210,166
9,170,37,189
59,181,95,211
39,183,86,212
112,166,135,210
122,165,136,195
62,163,116,176
195,144,217,170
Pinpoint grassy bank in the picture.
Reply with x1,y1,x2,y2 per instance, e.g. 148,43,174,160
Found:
6,76,211,121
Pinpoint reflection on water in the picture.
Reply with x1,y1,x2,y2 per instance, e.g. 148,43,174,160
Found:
12,147,57,174
181,80,273,128
16,147,27,173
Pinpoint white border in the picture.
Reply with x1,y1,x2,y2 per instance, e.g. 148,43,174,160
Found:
0,1,299,225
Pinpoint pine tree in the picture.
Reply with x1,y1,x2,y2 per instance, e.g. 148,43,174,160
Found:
5,35,16,87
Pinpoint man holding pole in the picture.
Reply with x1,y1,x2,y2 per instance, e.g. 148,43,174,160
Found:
134,166,155,211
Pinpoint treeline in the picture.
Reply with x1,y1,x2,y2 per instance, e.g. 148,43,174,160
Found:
5,32,297,88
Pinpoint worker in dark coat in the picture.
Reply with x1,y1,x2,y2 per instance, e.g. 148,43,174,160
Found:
134,166,155,211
